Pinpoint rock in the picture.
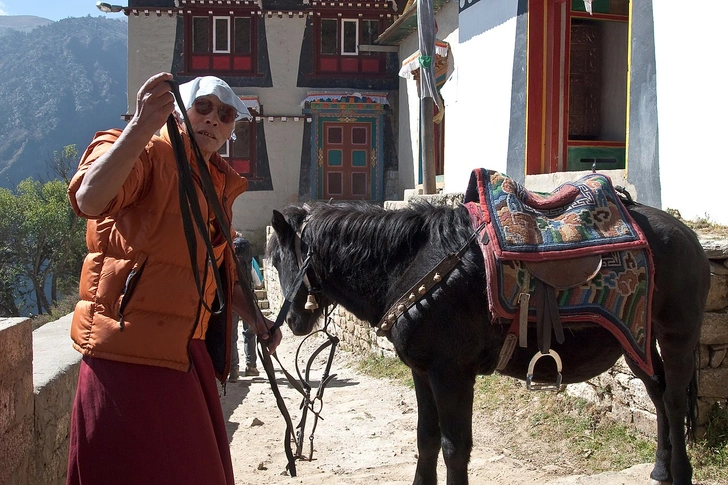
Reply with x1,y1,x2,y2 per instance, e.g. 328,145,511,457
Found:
698,367,728,398
699,237,728,259
698,344,711,368
696,397,717,426
711,260,728,275
247,417,264,427
709,347,727,368
706,274,728,311
701,312,728,345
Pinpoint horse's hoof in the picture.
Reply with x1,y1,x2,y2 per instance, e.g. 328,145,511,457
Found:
649,480,671,485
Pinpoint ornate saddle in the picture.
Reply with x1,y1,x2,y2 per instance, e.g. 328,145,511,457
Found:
463,169,655,384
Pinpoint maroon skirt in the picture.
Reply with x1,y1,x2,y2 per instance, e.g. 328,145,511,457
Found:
66,339,233,485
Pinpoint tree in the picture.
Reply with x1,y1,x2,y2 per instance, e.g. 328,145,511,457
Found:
0,161,86,316
46,144,80,184
0,190,22,316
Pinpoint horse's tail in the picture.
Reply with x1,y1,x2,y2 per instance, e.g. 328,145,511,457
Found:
686,365,699,442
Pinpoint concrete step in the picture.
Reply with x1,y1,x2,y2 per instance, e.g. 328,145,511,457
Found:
257,299,270,310
254,289,267,299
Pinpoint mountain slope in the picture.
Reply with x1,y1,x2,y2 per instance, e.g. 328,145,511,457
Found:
0,15,53,35
0,17,128,187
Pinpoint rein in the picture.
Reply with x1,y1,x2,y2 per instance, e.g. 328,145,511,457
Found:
260,218,338,475
292,310,339,461
166,81,226,315
257,246,313,477
165,80,311,475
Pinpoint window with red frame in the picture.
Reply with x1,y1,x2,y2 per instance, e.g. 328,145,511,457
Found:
188,14,256,74
316,16,385,74
219,119,257,178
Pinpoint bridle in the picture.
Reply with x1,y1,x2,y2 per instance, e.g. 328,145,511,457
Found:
261,208,338,476
268,208,322,336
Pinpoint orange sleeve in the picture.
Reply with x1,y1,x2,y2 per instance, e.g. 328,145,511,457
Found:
68,130,151,219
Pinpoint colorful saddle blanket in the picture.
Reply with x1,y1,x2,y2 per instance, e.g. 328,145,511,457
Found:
463,169,655,376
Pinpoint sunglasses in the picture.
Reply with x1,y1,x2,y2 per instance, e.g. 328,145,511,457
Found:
193,98,237,124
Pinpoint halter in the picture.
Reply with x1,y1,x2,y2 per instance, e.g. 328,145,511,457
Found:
291,310,339,461
293,212,321,311
283,222,337,462
260,306,339,474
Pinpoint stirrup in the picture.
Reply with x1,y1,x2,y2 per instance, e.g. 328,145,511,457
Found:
526,349,563,391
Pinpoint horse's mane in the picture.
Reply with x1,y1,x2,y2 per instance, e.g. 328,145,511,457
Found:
303,201,470,274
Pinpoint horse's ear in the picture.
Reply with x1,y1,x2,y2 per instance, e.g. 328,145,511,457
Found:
271,210,291,239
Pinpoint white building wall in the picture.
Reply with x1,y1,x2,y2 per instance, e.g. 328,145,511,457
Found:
232,16,309,253
653,2,728,224
440,0,519,195
398,0,516,196
251,16,309,114
398,23,422,193
126,14,311,253
126,14,177,113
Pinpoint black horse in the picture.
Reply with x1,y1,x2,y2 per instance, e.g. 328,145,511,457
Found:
267,196,710,485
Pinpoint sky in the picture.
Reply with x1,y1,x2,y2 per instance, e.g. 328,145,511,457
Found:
0,0,126,21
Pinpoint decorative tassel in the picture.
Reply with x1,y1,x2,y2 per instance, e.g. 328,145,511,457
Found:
305,293,319,311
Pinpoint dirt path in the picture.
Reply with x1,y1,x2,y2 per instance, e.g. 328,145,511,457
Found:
221,328,658,485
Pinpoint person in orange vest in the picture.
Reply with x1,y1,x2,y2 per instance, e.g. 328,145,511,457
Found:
66,72,281,485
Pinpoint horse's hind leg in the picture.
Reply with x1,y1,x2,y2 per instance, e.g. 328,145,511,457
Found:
626,338,697,485
624,344,673,483
657,342,697,485
412,369,442,485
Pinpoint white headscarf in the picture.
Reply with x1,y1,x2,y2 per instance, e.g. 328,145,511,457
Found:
175,76,252,121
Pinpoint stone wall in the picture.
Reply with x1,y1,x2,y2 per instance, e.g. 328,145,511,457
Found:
0,315,81,485
694,239,728,437
31,314,81,484
262,203,728,440
0,318,33,485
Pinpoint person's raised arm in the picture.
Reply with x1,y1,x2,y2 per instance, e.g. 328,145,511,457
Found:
75,72,176,216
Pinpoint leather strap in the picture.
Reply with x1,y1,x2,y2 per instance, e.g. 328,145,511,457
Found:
165,94,225,315
167,80,252,308
534,279,565,354
270,249,312,335
258,347,298,476
376,222,484,334
518,269,531,348
496,317,519,371
166,80,299,475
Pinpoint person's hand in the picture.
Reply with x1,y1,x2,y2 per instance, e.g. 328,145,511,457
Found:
74,72,177,216
130,72,176,135
252,315,282,355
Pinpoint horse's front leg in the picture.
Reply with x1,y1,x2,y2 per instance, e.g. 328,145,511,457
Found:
429,366,476,485
412,369,441,485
